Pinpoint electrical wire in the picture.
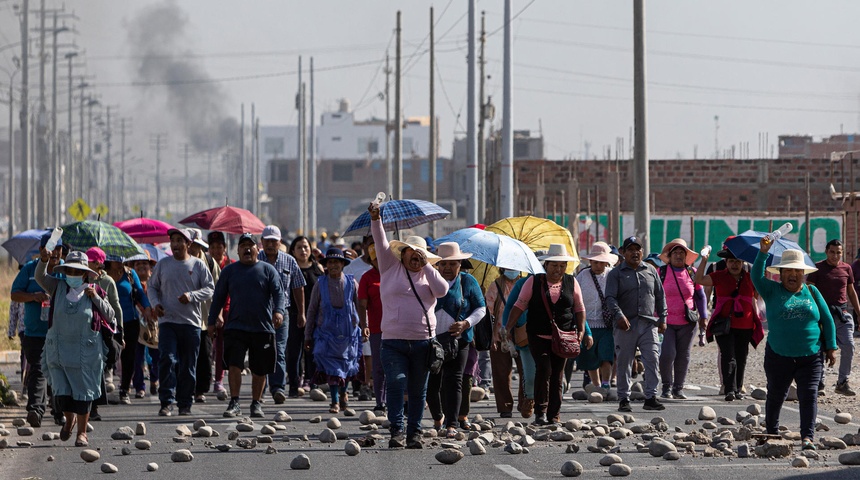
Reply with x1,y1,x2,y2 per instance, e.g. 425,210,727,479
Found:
486,0,537,37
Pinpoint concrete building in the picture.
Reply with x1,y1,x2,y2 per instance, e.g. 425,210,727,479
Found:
778,134,860,159
264,100,456,236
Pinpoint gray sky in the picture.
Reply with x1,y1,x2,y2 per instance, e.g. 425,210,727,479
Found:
1,0,858,166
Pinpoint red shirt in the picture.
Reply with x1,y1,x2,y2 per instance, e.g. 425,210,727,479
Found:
358,267,383,334
710,269,756,329
807,261,854,306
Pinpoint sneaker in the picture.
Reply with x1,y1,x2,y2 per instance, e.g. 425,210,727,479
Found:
288,390,299,398
734,392,745,400
389,432,405,448
26,410,42,428
135,390,146,399
223,399,241,418
250,400,264,418
158,405,173,417
643,397,666,411
610,379,617,388
818,381,826,397
405,433,423,449
618,399,632,413
533,413,549,426
195,394,206,403
499,411,513,418
373,404,387,414
119,392,131,405
178,406,192,416
661,386,671,399
835,380,857,396
89,407,102,421
150,381,159,396
272,391,287,404
725,393,736,402
672,390,687,400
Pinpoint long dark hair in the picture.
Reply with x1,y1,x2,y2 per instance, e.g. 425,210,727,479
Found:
289,236,320,268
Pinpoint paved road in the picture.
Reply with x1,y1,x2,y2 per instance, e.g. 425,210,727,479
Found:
2,364,859,479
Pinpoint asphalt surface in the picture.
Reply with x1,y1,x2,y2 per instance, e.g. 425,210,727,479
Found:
2,364,860,480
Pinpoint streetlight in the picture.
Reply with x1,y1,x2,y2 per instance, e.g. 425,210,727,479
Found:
3,57,21,239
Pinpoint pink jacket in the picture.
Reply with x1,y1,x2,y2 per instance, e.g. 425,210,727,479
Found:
371,219,449,340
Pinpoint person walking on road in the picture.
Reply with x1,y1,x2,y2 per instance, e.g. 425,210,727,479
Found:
753,241,837,450
209,233,285,419
576,242,620,390
147,228,214,417
187,229,220,404
370,203,448,449
806,239,859,396
487,269,523,418
605,236,668,413
207,231,233,400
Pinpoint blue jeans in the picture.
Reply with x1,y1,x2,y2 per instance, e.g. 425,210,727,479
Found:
267,318,289,395
764,343,822,440
158,323,201,409
381,339,430,437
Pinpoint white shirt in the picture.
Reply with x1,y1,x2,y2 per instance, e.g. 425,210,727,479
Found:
576,266,613,330
435,277,487,338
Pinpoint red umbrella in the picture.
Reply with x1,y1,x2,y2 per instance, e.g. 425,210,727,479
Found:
179,205,265,235
113,217,175,244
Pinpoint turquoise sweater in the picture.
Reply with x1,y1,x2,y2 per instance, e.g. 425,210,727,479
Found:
752,251,837,357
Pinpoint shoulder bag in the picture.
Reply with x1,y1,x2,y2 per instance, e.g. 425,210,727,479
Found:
671,267,700,324
538,276,581,359
474,279,501,351
709,272,744,338
405,268,444,374
588,268,614,329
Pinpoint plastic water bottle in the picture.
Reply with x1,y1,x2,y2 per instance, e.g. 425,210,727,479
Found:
763,223,793,246
700,245,711,257
45,227,63,251
371,192,386,208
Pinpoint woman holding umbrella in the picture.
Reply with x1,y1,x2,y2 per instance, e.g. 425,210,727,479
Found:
753,240,837,450
369,203,448,449
35,250,116,447
426,243,486,438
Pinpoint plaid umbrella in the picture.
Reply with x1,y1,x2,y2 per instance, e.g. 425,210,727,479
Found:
61,220,145,258
343,199,450,237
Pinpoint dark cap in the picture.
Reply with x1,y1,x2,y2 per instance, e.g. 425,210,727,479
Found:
323,247,351,265
621,236,642,250
644,253,664,267
207,231,227,245
717,248,737,260
238,233,258,245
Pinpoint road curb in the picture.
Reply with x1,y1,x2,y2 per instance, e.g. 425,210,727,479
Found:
0,350,21,365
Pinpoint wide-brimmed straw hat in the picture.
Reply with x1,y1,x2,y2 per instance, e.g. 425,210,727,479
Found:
766,249,817,275
539,243,578,263
53,250,97,276
659,238,698,265
436,242,472,261
582,241,618,264
389,236,442,265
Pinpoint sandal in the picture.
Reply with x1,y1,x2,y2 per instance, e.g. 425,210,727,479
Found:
329,403,340,414
458,418,472,430
802,439,817,451
75,433,88,447
445,427,458,439
59,417,76,442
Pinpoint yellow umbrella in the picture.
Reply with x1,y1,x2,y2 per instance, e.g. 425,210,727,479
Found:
470,216,579,291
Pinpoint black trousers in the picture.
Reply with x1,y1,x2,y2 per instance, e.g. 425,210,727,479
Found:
715,327,753,394
21,335,47,416
195,329,213,395
120,321,141,393
426,338,469,428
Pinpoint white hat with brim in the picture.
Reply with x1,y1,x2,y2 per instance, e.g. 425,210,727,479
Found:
539,243,578,263
52,250,97,276
436,242,473,261
582,241,619,264
389,236,442,265
659,238,698,265
766,249,818,275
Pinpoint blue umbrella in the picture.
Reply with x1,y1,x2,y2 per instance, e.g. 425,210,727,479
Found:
1,229,49,265
434,228,544,275
724,229,815,269
141,243,172,262
342,199,450,237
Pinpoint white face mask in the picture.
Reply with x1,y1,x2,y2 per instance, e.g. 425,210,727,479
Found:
503,270,520,280
66,276,84,288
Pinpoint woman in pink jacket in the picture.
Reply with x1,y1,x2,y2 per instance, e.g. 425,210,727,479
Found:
369,204,448,450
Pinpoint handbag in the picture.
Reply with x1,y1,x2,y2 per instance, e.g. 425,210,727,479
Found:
405,268,444,374
138,317,159,348
538,276,581,359
671,267,700,324
710,316,731,337
474,281,502,351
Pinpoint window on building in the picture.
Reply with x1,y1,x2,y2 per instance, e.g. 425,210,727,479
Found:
514,141,529,159
358,137,380,155
332,162,354,182
420,160,444,182
270,162,289,182
265,137,285,155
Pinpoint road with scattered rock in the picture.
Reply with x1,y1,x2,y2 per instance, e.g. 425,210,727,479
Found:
2,346,860,480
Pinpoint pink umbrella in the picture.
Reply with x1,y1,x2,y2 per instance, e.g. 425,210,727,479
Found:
179,205,265,235
113,217,175,244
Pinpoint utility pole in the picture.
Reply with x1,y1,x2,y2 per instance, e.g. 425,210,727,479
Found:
36,0,48,227
466,0,478,225
429,6,437,237
119,118,129,218
250,102,255,211
20,0,31,229
301,82,307,233
501,0,514,218
7,63,19,238
239,103,245,209
254,117,261,216
86,98,94,204
150,134,165,218
394,11,402,200
633,0,650,250
105,106,112,219
63,52,77,220
183,143,189,210
309,57,316,236
296,57,304,232
50,11,58,223
477,11,486,222
384,53,392,197
77,82,85,203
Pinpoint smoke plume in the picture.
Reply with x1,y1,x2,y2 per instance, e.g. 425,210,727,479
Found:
126,0,238,152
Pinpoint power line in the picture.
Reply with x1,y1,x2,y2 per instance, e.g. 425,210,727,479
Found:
434,56,464,132
487,0,536,37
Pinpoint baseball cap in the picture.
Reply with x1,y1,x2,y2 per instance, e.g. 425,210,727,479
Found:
188,228,209,250
238,233,258,245
621,236,642,250
262,225,282,241
167,228,192,243
207,231,227,245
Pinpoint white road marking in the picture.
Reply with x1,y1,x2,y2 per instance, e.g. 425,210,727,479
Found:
495,464,533,479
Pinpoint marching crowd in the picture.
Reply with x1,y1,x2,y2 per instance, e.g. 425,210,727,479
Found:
8,205,856,451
